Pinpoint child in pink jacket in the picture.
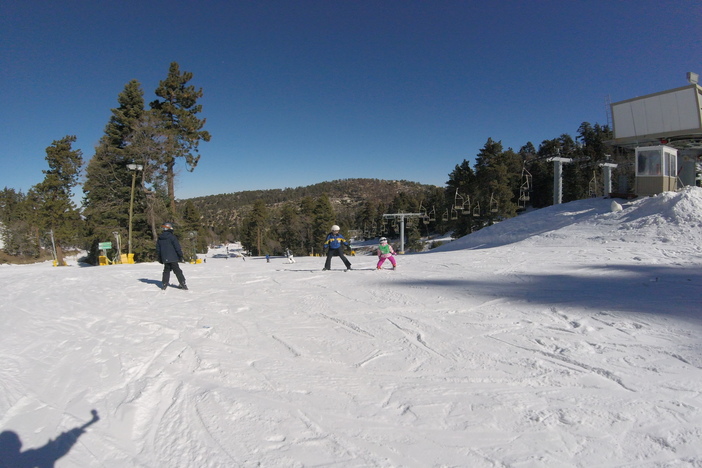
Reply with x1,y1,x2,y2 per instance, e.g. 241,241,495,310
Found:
376,237,397,270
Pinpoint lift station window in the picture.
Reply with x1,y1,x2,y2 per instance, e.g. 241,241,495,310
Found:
636,146,677,177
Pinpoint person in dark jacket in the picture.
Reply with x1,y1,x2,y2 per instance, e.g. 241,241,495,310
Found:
156,222,187,290
323,225,352,271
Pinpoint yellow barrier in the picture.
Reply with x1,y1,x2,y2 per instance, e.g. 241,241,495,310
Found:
120,253,135,264
98,256,109,266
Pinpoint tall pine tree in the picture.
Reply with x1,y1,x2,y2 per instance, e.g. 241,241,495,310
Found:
83,80,145,262
241,199,268,256
32,136,83,266
150,62,211,216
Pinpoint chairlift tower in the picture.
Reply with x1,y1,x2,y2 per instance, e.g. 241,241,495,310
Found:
382,212,424,254
547,156,573,204
599,161,618,196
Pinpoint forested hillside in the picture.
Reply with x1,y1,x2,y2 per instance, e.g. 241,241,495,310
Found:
186,178,434,221
181,178,445,254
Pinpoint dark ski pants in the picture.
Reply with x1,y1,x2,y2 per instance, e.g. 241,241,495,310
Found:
162,262,186,287
324,248,351,270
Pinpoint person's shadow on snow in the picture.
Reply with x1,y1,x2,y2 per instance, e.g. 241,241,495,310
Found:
0,410,99,468
138,278,162,288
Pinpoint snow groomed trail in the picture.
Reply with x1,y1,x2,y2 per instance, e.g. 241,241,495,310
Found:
1,189,702,467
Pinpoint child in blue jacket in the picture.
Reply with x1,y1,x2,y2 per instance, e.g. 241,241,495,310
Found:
323,225,352,271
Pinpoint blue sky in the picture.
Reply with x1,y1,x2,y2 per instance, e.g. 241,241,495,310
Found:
1,1,700,201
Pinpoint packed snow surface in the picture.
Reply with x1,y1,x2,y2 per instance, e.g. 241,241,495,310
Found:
2,187,702,467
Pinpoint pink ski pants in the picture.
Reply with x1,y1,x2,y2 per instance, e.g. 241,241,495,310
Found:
377,255,397,269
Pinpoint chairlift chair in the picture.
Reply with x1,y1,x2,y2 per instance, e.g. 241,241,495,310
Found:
472,201,481,217
518,165,533,209
521,165,532,188
441,209,449,222
521,166,533,192
419,202,430,224
454,189,465,210
428,206,436,222
518,191,529,209
588,171,598,198
462,195,472,215
489,193,498,213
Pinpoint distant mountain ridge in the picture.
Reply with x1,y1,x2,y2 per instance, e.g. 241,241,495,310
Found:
183,178,441,224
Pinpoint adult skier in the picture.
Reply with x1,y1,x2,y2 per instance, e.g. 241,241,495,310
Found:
323,225,352,271
156,222,188,290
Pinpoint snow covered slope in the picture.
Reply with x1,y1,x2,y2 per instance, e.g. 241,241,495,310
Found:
1,188,701,467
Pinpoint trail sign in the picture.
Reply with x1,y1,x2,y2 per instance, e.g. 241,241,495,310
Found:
99,242,112,250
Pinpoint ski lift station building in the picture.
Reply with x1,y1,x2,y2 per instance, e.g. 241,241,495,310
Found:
609,73,702,196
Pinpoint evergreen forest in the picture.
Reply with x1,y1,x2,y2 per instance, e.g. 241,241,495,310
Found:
1,62,633,264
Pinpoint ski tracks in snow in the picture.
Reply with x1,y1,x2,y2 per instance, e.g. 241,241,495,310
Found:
3,245,702,466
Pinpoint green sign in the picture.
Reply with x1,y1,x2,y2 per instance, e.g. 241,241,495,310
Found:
99,242,112,250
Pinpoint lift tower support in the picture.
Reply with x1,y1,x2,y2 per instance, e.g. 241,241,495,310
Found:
382,212,425,254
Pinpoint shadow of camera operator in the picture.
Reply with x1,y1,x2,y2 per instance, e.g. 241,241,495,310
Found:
0,409,99,468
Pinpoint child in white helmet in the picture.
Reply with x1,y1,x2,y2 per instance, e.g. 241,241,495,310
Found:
323,225,352,270
376,237,397,270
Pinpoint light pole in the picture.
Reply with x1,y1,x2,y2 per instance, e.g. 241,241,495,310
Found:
127,163,143,262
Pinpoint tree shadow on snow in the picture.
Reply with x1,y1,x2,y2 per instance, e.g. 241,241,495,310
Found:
394,263,702,321
0,410,99,467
